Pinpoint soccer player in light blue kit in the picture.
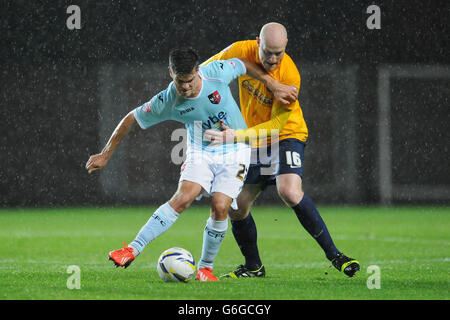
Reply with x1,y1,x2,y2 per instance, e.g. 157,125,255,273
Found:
85,48,292,281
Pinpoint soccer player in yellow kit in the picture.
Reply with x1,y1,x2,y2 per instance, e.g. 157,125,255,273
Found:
204,23,360,278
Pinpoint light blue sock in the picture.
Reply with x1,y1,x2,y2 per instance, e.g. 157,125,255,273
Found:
198,217,228,269
129,202,179,255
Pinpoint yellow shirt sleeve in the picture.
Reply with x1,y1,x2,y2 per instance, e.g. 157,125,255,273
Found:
234,102,292,143
202,41,253,65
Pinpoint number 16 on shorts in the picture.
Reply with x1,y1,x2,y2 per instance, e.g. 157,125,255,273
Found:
285,151,301,168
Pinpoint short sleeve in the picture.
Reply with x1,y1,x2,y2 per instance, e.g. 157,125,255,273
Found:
133,86,174,129
203,58,246,85
281,56,301,92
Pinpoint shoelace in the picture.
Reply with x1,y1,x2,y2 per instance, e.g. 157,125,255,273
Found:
120,241,133,253
235,265,249,276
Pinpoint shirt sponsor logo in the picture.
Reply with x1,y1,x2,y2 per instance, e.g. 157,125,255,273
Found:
241,80,273,105
202,111,227,130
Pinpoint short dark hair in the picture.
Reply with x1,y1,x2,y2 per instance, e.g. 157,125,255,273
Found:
169,48,199,75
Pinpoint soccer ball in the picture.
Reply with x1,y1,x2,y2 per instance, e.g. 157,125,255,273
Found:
156,247,196,283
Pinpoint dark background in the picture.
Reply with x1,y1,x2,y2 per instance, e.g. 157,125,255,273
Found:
1,0,449,207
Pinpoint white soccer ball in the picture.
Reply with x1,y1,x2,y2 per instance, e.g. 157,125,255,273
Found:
156,247,196,283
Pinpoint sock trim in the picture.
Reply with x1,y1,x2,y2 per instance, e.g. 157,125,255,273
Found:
206,217,228,232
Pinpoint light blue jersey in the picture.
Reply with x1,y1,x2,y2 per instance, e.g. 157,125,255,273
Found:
133,58,248,154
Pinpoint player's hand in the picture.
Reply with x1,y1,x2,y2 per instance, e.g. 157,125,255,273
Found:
270,81,297,105
204,123,236,146
85,153,110,174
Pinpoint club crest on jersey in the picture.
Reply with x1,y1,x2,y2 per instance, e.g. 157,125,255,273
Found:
208,90,221,104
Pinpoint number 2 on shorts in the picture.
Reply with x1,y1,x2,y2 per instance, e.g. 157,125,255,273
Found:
236,164,247,181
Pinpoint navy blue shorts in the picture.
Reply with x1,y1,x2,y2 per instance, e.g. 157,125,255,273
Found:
245,138,306,189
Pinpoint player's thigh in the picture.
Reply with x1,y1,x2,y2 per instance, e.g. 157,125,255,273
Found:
229,183,262,221
275,138,306,206
210,160,249,201
179,153,215,195
168,180,203,213
210,146,251,208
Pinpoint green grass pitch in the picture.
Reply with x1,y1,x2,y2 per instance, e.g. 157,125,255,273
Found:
0,205,448,300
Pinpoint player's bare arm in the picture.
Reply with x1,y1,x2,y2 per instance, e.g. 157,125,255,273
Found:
85,111,136,174
204,104,292,146
269,82,297,105
239,58,297,105
203,122,236,145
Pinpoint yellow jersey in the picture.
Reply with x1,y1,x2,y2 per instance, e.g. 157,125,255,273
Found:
203,40,308,145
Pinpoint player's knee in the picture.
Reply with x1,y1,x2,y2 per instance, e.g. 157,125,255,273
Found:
228,206,249,221
169,192,195,213
278,186,304,207
210,200,230,220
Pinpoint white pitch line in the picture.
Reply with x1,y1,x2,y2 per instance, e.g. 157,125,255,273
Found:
0,257,448,270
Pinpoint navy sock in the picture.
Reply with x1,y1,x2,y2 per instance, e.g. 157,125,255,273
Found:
292,194,340,260
231,212,262,270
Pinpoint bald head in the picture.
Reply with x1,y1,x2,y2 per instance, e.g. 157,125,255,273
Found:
257,22,288,71
259,22,288,48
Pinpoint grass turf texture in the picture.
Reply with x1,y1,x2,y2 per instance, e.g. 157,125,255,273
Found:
0,206,448,300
